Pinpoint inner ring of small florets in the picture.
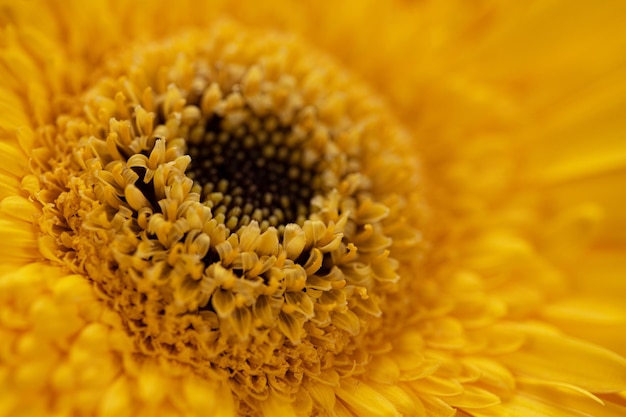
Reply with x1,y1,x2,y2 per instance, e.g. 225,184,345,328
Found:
185,109,323,232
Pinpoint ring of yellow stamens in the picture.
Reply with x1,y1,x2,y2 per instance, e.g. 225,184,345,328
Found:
29,24,424,412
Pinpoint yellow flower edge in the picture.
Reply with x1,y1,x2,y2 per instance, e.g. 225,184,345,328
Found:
1,1,625,417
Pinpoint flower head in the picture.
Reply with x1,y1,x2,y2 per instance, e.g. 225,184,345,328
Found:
1,1,626,416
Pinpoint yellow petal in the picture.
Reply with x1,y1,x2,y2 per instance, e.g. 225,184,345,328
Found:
472,392,626,417
0,196,40,223
461,357,515,393
182,376,228,417
542,298,626,356
368,382,426,417
420,395,456,417
336,378,400,417
260,394,296,417
444,385,501,409
98,376,133,417
500,324,626,393
544,170,626,243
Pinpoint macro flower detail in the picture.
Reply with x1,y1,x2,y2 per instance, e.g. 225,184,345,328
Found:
13,24,424,415
1,1,626,417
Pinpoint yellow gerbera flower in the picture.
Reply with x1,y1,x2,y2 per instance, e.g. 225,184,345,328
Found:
1,1,625,416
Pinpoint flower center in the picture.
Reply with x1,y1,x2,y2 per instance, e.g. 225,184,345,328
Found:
29,25,423,412
185,109,322,231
